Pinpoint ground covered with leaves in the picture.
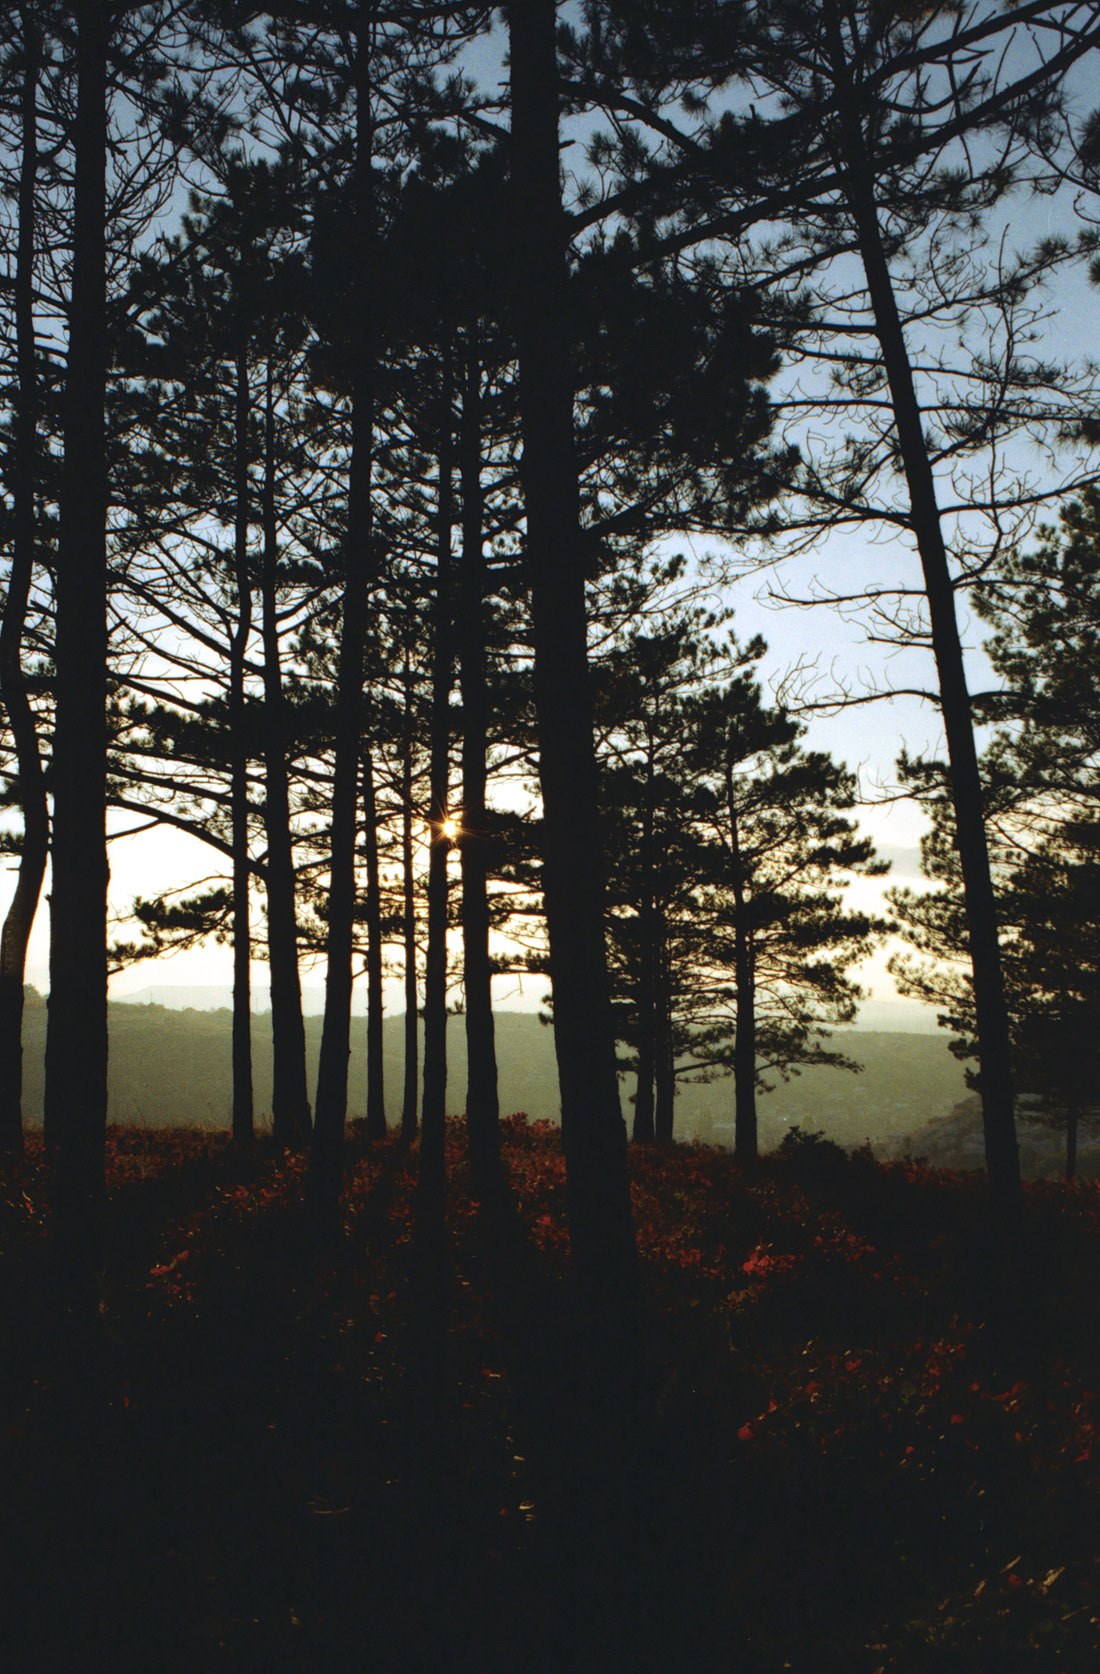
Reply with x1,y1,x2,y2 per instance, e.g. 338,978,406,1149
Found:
2,1117,1098,1673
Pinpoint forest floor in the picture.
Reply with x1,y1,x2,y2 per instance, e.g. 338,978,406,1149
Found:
1,1117,1099,1674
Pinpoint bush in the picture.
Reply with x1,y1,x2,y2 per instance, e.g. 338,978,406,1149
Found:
775,1125,848,1166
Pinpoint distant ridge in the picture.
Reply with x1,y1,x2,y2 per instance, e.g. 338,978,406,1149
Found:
19,1000,964,1150
111,983,939,1032
115,982,339,1015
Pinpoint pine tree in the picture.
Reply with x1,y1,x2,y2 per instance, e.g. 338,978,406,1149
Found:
0,6,49,1153
684,672,888,1159
571,0,1100,1206
892,489,1100,1176
117,159,317,1148
310,29,375,1230
505,0,638,1329
598,611,886,1155
44,0,110,1307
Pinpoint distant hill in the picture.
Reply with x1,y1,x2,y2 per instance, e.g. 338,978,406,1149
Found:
905,1095,1100,1180
686,1031,967,1153
16,997,967,1152
115,983,337,1014
111,983,941,1032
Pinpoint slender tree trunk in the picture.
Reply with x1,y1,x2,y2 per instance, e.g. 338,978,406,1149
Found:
312,23,374,1232
727,767,758,1160
400,645,419,1139
506,14,644,1659
261,361,310,1148
419,339,454,1225
827,13,1019,1208
653,920,676,1144
633,1042,655,1145
633,761,656,1144
732,929,757,1161
229,348,254,1147
0,8,47,1156
506,0,638,1324
362,738,386,1140
1066,1104,1079,1183
457,333,501,1195
44,0,109,1308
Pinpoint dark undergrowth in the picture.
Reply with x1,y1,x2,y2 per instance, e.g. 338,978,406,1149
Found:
2,1118,1099,1673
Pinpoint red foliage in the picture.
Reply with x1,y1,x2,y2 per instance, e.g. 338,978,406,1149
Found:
6,1114,1100,1515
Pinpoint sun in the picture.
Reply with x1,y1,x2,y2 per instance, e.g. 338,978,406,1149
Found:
440,816,460,841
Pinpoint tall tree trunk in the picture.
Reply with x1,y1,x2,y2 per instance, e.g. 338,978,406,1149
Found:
506,0,638,1324
44,0,109,1309
457,333,501,1195
727,766,758,1161
826,10,1019,1208
509,32,643,1663
400,644,419,1139
0,7,47,1156
229,348,254,1147
261,360,310,1148
362,738,386,1140
312,22,374,1233
653,919,675,1144
732,935,757,1161
632,1040,655,1145
419,339,454,1226
632,760,656,1144
1066,1104,1079,1183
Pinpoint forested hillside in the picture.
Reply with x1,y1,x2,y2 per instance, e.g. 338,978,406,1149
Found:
20,996,966,1152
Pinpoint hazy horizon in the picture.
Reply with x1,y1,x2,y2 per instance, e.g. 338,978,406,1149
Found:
95,980,941,1033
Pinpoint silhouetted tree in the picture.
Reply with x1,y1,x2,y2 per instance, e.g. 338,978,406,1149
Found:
361,732,387,1139
597,605,725,1145
118,158,319,1149
457,328,502,1195
312,12,378,1236
259,350,312,1148
43,0,110,1306
573,0,1100,1208
684,672,887,1159
505,0,638,1325
976,487,1100,814
599,611,884,1154
1003,826,1100,1179
418,330,456,1235
0,6,49,1154
893,489,1100,1177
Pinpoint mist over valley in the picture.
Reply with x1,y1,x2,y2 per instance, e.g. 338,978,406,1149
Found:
22,989,972,1158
